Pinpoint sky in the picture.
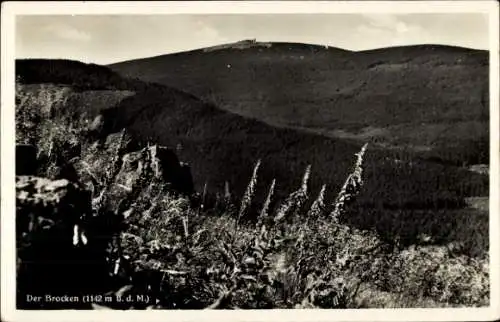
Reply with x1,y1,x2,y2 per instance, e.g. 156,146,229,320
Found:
15,14,489,65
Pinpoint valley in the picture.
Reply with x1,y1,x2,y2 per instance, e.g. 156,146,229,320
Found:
14,42,491,308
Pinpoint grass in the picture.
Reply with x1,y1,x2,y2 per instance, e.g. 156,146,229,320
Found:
99,143,489,309
96,143,385,309
14,67,490,309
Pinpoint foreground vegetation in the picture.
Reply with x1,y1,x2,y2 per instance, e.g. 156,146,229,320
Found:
98,141,488,309
105,145,488,309
15,67,489,309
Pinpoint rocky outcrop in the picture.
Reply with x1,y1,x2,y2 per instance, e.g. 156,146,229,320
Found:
16,176,113,309
76,131,194,215
146,145,194,194
16,176,91,237
103,144,194,214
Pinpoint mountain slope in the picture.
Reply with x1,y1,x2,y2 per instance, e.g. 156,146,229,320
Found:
109,42,489,165
99,79,486,207
17,58,488,246
15,57,490,310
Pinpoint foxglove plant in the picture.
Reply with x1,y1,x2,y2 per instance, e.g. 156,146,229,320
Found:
331,143,368,223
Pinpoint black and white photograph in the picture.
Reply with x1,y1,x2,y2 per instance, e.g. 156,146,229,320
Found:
1,1,499,321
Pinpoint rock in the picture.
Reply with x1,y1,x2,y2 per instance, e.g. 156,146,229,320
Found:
16,176,91,233
83,140,194,215
16,144,37,175
16,176,112,309
149,145,194,195
89,114,105,134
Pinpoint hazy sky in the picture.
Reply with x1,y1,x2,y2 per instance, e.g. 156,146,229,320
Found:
16,14,489,65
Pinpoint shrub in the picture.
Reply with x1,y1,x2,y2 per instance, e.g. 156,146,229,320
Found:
15,78,489,309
